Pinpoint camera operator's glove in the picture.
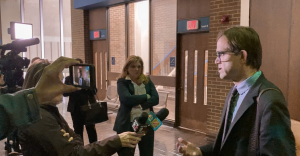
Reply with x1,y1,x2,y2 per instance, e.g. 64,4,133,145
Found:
35,57,81,105
118,132,143,148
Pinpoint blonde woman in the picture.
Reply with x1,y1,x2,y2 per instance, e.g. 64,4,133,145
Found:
18,59,143,156
114,55,159,156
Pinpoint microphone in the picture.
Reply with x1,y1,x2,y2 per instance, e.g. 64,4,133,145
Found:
130,112,148,154
156,108,169,121
132,112,148,134
147,108,169,131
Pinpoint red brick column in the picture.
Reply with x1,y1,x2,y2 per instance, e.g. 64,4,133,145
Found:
70,0,91,63
207,0,241,137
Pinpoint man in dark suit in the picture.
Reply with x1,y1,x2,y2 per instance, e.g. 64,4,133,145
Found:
78,68,86,87
63,58,98,143
177,26,296,156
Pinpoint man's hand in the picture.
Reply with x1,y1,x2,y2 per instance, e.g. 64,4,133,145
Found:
35,57,80,104
118,132,143,148
176,138,202,156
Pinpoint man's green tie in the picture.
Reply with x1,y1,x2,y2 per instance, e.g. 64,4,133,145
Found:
222,87,239,142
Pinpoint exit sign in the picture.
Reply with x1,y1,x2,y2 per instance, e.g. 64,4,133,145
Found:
90,29,107,40
94,31,99,38
187,20,199,30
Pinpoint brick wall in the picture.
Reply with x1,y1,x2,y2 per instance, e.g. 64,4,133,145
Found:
108,1,176,75
206,0,241,136
109,5,126,73
70,0,91,63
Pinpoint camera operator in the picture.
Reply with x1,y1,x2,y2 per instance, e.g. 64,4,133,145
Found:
0,57,80,140
0,57,142,156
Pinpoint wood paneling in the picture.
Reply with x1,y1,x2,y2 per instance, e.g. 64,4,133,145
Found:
93,40,107,100
250,0,290,98
250,0,300,120
89,8,106,30
177,0,210,20
287,0,300,120
90,8,108,100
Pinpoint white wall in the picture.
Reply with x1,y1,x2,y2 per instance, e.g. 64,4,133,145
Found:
0,0,21,44
240,0,250,26
134,0,149,74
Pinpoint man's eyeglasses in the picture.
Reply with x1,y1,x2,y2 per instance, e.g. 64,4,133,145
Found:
215,51,238,63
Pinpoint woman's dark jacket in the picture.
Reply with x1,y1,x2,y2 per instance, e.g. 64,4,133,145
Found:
113,77,159,133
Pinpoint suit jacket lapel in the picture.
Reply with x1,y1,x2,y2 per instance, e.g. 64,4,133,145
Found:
214,88,233,150
214,102,230,153
220,87,233,131
220,74,266,149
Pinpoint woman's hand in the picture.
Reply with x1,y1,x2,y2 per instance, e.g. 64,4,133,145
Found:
35,57,80,104
118,132,144,148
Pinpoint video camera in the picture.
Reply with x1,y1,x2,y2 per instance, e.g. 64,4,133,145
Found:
0,22,39,93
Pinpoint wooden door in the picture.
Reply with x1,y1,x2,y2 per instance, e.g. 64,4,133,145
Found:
93,40,107,100
178,33,209,132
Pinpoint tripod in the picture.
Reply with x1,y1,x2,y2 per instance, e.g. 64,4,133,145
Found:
5,131,21,155
1,85,23,155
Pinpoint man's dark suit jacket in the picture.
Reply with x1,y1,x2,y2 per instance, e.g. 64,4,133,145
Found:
200,73,296,156
113,77,159,133
63,76,88,112
79,77,87,87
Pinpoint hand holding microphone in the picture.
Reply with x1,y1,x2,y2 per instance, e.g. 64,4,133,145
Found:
132,108,170,135
128,108,169,155
118,132,143,148
132,112,149,134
